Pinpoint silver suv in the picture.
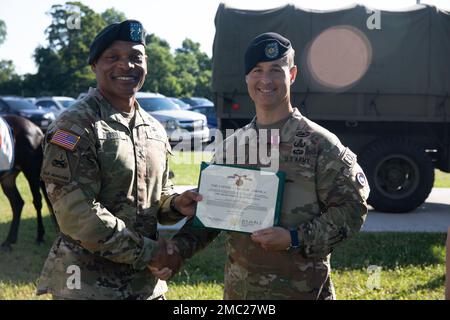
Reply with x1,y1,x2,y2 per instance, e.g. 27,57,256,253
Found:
135,92,209,145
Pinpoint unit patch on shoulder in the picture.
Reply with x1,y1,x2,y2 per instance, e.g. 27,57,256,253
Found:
356,172,367,186
41,148,71,183
50,129,80,151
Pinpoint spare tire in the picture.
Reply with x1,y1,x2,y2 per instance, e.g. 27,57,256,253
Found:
359,138,434,213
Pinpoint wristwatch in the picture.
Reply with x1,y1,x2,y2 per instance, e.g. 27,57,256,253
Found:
170,194,182,215
287,228,300,251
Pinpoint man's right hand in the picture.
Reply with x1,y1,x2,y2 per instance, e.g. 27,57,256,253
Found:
148,238,183,280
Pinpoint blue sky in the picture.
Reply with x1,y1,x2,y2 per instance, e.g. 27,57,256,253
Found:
0,0,449,75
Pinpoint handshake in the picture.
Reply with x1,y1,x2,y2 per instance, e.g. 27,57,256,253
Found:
148,238,183,280
146,190,202,280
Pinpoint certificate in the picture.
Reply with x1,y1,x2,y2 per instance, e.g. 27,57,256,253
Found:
193,162,285,233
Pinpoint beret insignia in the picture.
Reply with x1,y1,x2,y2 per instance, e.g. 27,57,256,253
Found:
129,22,142,42
265,42,279,59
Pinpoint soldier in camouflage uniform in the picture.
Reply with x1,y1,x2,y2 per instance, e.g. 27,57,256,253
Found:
36,20,201,300
155,32,370,299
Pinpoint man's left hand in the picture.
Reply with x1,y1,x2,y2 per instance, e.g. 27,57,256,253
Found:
173,190,203,217
148,239,183,280
251,227,291,251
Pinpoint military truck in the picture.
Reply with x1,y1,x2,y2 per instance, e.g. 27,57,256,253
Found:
212,3,450,213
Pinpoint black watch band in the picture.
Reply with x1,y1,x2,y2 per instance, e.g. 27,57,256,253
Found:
170,194,182,214
288,228,300,250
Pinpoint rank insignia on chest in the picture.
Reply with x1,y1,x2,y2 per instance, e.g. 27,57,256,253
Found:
50,129,80,151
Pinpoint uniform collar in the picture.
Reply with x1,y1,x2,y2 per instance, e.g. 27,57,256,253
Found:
89,88,147,129
279,107,304,143
133,100,148,127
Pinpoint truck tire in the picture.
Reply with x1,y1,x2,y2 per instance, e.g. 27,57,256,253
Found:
359,138,434,213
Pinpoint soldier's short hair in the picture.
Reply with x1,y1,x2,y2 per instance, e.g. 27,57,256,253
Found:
279,47,295,69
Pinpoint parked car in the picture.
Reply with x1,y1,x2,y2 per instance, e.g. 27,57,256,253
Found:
35,96,76,117
0,96,55,131
188,105,218,142
168,97,191,110
135,92,209,145
180,97,214,107
25,97,37,105
188,105,217,128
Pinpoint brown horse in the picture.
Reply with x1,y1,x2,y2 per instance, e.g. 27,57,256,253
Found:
0,115,55,251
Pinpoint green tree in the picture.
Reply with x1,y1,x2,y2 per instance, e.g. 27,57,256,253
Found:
0,20,23,95
174,51,198,97
45,2,106,51
31,2,107,96
0,60,18,83
101,8,126,25
174,39,212,98
0,60,23,95
142,38,181,96
0,10,213,99
142,37,212,98
0,19,6,45
146,33,171,49
0,60,16,83
28,2,126,97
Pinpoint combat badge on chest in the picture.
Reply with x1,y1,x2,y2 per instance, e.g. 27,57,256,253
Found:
281,130,312,165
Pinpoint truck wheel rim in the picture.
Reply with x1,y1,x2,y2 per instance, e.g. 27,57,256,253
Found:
374,154,420,199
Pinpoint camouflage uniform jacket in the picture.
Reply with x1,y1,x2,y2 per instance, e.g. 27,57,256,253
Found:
173,108,370,299
36,88,183,300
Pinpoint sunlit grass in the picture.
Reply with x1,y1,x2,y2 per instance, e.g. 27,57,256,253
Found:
435,170,450,188
169,151,213,186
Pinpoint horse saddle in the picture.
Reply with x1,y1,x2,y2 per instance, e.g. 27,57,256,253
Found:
0,116,14,172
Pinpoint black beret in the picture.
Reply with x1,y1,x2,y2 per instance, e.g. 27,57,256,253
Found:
88,20,146,65
244,32,292,75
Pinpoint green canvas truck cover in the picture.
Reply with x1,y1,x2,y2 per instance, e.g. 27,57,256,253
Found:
212,3,450,97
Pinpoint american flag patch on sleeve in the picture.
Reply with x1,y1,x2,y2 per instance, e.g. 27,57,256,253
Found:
50,129,80,151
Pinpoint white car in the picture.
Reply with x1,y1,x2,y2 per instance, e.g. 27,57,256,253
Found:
135,92,210,145
35,96,76,116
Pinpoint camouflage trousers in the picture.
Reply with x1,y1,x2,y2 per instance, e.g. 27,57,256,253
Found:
223,254,336,300
52,294,167,300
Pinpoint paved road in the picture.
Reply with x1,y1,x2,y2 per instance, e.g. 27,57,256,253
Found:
164,186,450,233
363,188,450,232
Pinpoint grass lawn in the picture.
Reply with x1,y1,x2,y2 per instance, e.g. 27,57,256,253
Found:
0,155,449,300
169,151,213,186
166,232,446,300
435,170,450,188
